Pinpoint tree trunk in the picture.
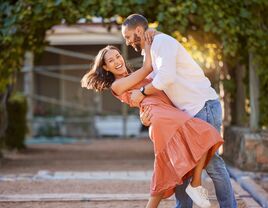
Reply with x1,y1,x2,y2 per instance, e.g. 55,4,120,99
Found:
235,64,246,126
221,61,232,126
23,51,34,137
249,52,260,130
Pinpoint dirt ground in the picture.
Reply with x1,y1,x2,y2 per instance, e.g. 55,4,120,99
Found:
0,138,253,207
0,200,180,208
0,138,154,174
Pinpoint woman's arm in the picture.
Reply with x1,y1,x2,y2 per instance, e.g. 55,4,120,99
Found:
111,41,153,95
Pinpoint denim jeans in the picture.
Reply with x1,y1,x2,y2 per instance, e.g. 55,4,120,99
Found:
174,99,237,208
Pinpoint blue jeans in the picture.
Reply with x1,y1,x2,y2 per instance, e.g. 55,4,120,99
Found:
174,99,237,208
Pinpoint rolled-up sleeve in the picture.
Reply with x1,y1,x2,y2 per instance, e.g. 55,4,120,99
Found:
152,40,177,90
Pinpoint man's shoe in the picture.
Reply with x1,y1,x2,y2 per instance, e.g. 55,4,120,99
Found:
185,184,211,208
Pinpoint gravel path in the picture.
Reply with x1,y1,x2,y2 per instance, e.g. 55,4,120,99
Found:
0,138,258,207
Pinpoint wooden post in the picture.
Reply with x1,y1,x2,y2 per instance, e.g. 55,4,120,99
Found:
249,52,259,130
0,90,9,139
23,51,34,137
121,43,128,139
60,65,65,114
95,93,102,114
91,91,102,138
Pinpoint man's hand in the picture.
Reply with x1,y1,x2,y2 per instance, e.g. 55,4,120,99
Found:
140,106,152,126
130,89,145,107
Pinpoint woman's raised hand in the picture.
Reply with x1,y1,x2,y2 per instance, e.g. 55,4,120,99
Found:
144,28,156,45
144,39,151,53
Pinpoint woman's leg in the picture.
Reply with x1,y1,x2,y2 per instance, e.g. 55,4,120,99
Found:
191,152,208,187
146,194,162,208
185,152,211,208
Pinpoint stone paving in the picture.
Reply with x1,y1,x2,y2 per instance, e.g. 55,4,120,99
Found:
0,139,263,207
0,170,261,207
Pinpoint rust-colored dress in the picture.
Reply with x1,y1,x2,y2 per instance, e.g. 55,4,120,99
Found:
113,79,224,199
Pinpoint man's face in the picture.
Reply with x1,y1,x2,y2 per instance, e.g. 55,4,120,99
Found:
122,26,145,52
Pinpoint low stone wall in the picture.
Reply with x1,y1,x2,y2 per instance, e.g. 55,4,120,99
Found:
223,126,268,171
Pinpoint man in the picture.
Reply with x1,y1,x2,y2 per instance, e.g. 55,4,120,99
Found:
121,14,237,208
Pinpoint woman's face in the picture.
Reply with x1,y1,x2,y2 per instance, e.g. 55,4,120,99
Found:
103,49,128,78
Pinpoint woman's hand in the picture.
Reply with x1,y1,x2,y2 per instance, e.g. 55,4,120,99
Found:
145,28,156,45
144,29,154,51
144,39,151,53
143,34,153,72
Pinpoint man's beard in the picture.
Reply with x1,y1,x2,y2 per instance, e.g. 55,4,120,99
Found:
133,33,142,52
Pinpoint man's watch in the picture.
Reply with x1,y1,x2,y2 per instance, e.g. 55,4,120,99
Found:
140,86,147,96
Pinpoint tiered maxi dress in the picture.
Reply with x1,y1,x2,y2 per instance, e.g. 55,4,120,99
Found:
113,79,224,199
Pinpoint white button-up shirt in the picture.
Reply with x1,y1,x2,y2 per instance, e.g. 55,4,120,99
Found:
144,33,218,117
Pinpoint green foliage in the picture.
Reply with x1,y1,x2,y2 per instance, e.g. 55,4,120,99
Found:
257,51,268,127
222,78,236,97
0,0,268,128
4,92,27,149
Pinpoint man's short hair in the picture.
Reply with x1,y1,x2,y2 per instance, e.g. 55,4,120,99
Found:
122,14,148,30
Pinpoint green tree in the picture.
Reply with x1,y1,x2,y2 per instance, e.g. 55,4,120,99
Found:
0,0,268,146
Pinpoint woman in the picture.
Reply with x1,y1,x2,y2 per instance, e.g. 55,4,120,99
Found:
81,43,223,208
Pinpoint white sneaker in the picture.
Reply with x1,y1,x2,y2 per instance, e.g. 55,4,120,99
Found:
185,184,211,208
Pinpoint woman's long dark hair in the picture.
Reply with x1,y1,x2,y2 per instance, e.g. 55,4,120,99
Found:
81,45,132,92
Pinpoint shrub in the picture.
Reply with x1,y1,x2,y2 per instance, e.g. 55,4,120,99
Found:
4,92,28,149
